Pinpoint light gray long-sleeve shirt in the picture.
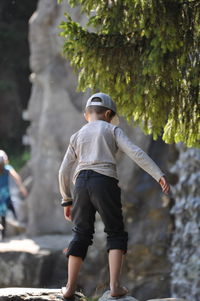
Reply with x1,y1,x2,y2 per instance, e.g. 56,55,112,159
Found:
59,120,164,201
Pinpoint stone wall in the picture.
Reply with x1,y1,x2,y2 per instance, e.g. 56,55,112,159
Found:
169,146,200,301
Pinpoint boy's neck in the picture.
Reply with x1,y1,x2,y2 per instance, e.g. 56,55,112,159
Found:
87,113,108,123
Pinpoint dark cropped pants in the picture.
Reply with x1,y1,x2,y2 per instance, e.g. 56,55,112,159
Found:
66,170,128,260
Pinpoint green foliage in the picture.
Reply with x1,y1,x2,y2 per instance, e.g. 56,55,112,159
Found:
9,150,30,171
59,0,200,147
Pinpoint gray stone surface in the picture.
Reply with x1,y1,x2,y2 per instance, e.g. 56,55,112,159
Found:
0,235,71,288
98,290,139,301
0,289,187,301
147,299,186,301
0,288,85,301
169,146,200,301
26,0,88,235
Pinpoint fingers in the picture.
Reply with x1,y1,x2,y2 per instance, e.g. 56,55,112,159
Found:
21,187,28,198
64,206,72,221
162,183,170,194
159,176,170,194
64,211,71,221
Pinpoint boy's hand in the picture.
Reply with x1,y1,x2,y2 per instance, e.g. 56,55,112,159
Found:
159,176,170,194
64,205,72,221
20,186,28,198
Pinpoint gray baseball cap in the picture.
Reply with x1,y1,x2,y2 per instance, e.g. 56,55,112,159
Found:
85,92,119,125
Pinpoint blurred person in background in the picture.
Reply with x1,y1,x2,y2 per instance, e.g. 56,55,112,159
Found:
0,150,28,240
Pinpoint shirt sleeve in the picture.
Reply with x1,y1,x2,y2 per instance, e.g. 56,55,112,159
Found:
58,140,77,201
5,164,14,171
114,127,165,182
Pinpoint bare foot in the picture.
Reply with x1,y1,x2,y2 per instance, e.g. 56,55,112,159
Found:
110,286,128,298
62,286,75,299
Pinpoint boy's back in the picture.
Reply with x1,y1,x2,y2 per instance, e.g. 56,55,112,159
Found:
70,120,118,182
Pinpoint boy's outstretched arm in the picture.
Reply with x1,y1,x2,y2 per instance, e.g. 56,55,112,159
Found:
59,141,77,218
9,168,28,198
115,127,170,194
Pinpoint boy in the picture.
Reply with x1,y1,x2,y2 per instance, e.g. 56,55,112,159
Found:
0,150,28,240
59,92,170,299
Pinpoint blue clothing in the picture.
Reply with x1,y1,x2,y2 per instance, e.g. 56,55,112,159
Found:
0,165,12,216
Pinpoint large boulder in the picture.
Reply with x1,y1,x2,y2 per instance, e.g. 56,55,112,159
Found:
27,0,88,235
0,235,71,288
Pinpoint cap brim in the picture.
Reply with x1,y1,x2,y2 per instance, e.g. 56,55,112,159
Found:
111,115,119,126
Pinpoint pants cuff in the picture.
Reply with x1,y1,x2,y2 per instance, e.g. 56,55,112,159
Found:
107,244,127,254
65,241,88,260
106,232,128,254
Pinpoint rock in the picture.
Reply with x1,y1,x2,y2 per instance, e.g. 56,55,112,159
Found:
4,216,26,238
147,299,186,301
0,235,72,288
98,291,139,301
27,0,88,235
169,146,200,301
0,288,61,301
0,288,85,301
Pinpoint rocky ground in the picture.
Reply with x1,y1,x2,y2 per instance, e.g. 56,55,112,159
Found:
0,288,187,301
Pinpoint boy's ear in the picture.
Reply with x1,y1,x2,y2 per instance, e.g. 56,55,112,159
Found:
105,110,112,121
84,112,89,122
